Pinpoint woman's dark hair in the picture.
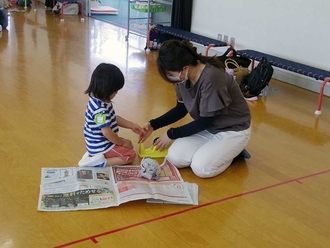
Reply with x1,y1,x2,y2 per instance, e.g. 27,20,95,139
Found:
157,40,225,83
85,63,124,102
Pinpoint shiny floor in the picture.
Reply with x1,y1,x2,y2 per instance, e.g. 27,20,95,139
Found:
1,5,330,248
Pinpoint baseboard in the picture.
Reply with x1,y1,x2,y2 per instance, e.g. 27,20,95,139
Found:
191,42,330,97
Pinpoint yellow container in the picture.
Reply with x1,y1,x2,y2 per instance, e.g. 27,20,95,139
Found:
138,142,169,159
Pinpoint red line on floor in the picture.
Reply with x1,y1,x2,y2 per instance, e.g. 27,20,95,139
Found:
91,238,98,244
54,168,330,248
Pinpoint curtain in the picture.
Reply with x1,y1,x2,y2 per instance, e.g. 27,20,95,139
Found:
171,0,193,31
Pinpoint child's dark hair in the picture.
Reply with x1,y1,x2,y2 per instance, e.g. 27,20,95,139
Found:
157,40,225,83
85,63,124,102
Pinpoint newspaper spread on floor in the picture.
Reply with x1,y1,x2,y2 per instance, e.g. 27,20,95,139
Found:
37,160,198,211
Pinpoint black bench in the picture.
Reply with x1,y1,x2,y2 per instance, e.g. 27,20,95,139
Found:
146,25,228,56
237,49,330,115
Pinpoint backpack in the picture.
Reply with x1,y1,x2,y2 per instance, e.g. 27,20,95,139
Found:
52,2,79,15
0,6,8,30
17,0,32,6
240,57,273,98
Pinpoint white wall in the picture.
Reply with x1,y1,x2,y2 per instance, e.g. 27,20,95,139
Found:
191,0,330,96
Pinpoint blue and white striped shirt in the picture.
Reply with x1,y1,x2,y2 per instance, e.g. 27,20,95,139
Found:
84,97,119,156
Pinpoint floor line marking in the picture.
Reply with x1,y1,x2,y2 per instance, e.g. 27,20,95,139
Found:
54,168,330,248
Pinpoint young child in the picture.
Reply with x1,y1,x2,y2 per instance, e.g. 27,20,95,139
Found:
78,63,144,167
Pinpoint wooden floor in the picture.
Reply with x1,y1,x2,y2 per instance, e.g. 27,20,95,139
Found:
1,5,330,248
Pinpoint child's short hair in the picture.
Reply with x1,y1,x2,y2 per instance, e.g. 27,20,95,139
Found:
85,63,124,102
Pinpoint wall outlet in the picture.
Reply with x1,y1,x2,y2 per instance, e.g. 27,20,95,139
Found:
217,33,222,41
223,35,229,43
230,37,235,46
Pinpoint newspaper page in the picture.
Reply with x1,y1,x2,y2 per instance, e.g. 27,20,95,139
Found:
37,160,197,211
112,160,194,205
146,182,199,205
38,166,119,211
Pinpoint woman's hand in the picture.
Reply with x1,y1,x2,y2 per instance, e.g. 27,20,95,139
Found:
138,122,153,143
154,132,172,151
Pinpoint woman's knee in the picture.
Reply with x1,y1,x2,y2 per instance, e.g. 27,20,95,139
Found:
167,137,205,167
190,158,232,178
166,153,190,168
166,147,191,168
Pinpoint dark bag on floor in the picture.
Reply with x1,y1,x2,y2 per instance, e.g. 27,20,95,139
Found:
52,2,79,15
217,47,251,68
45,0,54,8
0,6,8,29
240,57,273,98
17,0,32,6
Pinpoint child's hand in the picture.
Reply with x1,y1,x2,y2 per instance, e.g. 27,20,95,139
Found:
122,138,133,149
138,122,153,143
131,123,145,136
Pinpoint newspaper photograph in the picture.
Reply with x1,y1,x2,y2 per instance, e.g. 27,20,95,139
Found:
37,160,198,211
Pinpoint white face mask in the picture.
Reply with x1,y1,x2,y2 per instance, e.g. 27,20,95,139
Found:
167,70,188,83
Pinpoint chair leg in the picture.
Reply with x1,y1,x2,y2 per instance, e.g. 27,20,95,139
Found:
205,44,215,56
315,77,330,115
77,1,84,21
145,25,156,53
251,59,255,70
60,2,68,22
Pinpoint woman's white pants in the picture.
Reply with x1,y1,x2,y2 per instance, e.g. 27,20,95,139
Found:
166,127,251,178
